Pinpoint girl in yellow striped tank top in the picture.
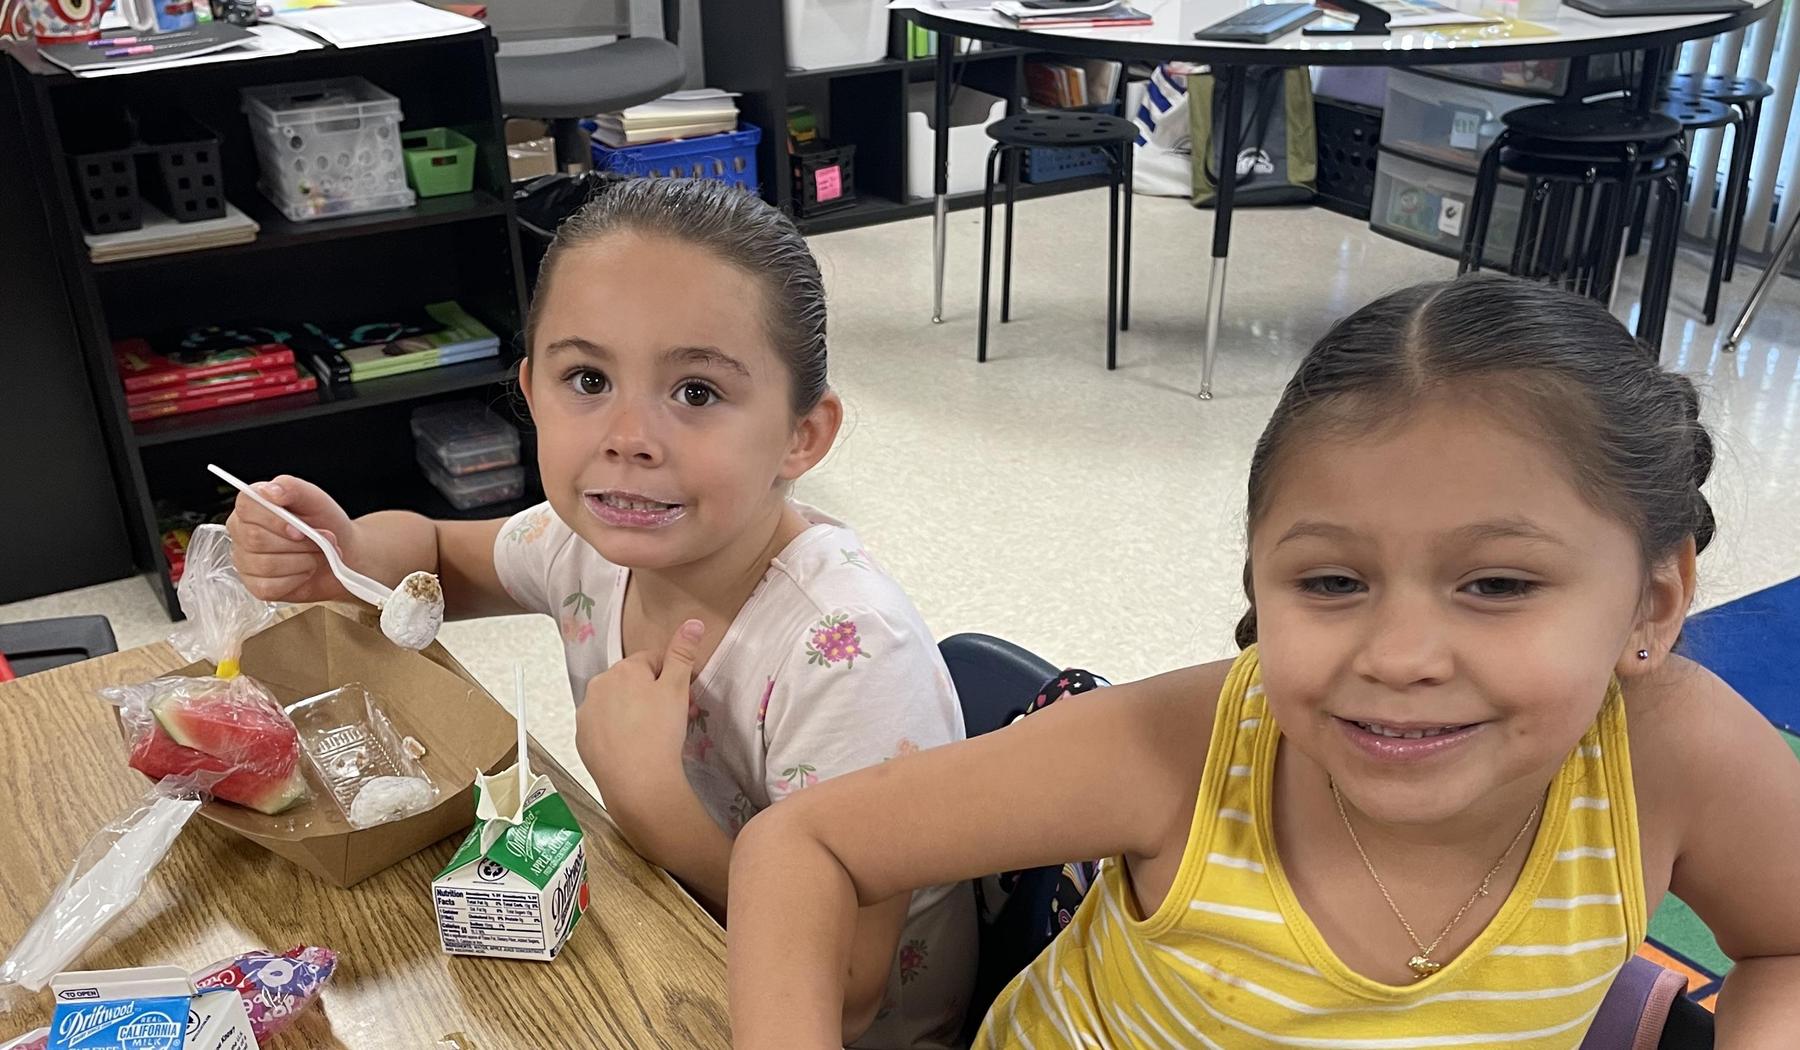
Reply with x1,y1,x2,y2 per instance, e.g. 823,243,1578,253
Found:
727,276,1800,1048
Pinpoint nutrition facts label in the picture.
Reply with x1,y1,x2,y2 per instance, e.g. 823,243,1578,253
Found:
435,886,546,955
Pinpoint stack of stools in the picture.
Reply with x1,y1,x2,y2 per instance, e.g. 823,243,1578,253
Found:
1635,73,1776,325
1460,102,1688,353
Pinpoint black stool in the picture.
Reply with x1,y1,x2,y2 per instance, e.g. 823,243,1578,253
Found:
979,111,1137,369
1645,95,1745,324
1461,102,1686,350
1665,74,1774,303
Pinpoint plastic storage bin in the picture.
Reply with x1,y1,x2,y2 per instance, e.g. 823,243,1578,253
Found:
401,127,478,197
791,143,857,216
783,0,888,70
1381,70,1537,174
1416,54,1628,99
135,112,225,223
411,402,521,477
905,84,1005,200
241,77,416,222
1021,103,1120,185
418,453,526,510
68,118,141,235
1371,149,1521,267
591,124,761,191
1315,97,1382,220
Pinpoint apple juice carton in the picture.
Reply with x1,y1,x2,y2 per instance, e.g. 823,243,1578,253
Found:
432,760,588,961
49,966,253,1050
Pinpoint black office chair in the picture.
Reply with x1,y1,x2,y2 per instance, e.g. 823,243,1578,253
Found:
941,632,1058,738
494,0,688,173
0,615,118,678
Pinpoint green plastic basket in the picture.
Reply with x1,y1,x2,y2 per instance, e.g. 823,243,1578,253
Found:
401,127,477,197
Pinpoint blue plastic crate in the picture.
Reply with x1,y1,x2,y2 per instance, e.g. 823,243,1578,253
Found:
590,124,761,191
1021,104,1121,185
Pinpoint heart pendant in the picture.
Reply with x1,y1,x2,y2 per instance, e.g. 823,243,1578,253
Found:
1408,955,1442,979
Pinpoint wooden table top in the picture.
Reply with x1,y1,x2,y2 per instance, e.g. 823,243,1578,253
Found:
0,640,729,1049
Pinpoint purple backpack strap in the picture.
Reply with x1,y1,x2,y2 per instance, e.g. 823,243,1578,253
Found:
1580,955,1691,1050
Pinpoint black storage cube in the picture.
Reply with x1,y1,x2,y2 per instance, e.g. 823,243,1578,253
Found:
1315,97,1382,222
136,112,226,223
791,143,856,217
67,120,142,236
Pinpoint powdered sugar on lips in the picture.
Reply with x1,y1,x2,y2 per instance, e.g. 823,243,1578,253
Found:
379,571,444,651
585,490,687,529
1336,716,1485,763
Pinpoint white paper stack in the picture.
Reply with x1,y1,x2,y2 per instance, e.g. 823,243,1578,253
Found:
84,202,260,264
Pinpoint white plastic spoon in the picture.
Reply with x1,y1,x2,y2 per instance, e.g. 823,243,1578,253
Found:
207,463,444,649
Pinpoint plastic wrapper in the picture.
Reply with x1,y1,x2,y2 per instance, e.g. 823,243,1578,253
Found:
0,778,208,1005
101,525,310,817
192,945,338,1041
287,683,439,829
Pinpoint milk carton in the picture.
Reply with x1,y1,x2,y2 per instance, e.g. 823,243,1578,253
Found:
48,967,254,1050
432,763,588,961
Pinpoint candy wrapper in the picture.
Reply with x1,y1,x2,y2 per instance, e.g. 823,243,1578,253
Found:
0,778,208,1004
193,945,338,1042
101,526,310,817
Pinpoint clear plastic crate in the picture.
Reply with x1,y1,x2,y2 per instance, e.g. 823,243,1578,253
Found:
411,402,521,477
418,452,525,511
1371,150,1521,268
240,77,415,222
1382,70,1536,175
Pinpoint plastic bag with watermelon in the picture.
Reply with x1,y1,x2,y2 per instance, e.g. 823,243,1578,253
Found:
101,525,310,816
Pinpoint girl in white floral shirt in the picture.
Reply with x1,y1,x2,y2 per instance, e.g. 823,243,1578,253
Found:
225,179,974,1049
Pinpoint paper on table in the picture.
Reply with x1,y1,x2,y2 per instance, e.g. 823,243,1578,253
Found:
81,24,323,77
265,0,483,48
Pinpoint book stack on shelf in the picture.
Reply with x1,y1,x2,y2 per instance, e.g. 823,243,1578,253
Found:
1025,59,1124,108
898,26,984,59
113,331,317,423
298,301,501,389
995,0,1152,29
590,89,741,148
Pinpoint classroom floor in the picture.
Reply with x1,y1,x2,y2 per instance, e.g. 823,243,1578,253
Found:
7,190,1800,803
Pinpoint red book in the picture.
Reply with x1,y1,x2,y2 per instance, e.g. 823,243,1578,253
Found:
128,376,319,423
124,366,302,408
113,338,297,393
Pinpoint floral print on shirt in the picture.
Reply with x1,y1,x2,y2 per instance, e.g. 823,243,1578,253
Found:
756,677,775,727
774,763,819,795
727,791,759,832
560,590,597,643
506,507,552,544
805,612,867,669
841,548,873,571
685,699,715,762
899,939,929,985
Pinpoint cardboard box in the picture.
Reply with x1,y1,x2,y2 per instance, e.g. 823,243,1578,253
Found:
505,119,556,181
160,606,517,888
432,768,588,961
47,968,253,1050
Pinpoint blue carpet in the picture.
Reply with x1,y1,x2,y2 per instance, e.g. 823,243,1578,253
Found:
1681,575,1800,731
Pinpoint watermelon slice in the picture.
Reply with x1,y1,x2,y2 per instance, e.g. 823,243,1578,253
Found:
143,687,309,814
130,723,309,814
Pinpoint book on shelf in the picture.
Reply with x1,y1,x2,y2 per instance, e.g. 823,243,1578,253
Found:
112,333,296,393
1025,59,1123,108
298,301,501,384
123,365,303,407
128,375,319,422
592,89,740,147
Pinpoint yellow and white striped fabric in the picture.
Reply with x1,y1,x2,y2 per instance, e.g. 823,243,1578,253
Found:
975,647,1646,1049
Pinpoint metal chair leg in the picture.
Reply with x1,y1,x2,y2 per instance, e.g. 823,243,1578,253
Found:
1462,137,1506,274
1703,118,1749,325
1725,196,1800,351
1106,162,1120,371
1001,147,1018,324
1120,143,1133,333
1512,177,1545,278
1725,97,1761,283
978,145,1003,363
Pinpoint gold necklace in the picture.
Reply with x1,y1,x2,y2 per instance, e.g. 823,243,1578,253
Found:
1330,780,1540,980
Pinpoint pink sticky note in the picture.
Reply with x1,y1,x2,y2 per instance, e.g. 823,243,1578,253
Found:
814,165,842,202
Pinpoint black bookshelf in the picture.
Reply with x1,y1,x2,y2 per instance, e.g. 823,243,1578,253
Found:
0,33,537,617
698,6,1116,234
